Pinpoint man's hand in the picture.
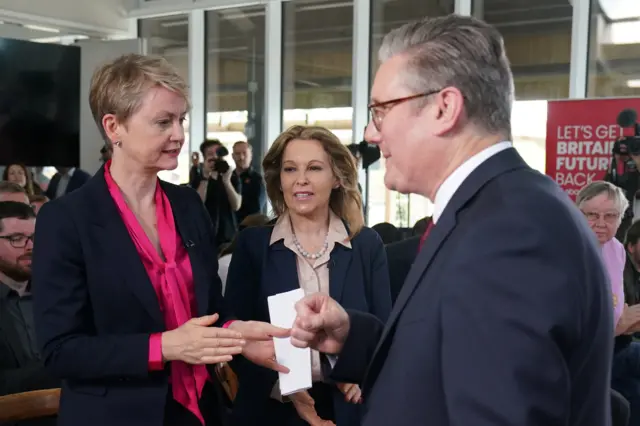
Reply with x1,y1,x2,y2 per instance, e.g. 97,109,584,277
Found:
229,320,290,373
291,293,350,354
289,391,336,426
221,165,233,182
618,304,640,335
336,383,362,404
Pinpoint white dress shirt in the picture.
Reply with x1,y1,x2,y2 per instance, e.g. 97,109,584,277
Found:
432,141,513,224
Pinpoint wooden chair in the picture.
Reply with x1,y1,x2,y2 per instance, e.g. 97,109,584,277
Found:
0,388,60,422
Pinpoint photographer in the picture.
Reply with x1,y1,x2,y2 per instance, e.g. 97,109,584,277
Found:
605,109,640,241
189,139,242,246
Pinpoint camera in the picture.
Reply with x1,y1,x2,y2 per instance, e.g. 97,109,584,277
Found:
211,145,230,174
613,109,640,156
347,141,381,169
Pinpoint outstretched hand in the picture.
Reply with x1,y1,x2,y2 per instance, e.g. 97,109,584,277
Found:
229,320,290,373
290,293,350,354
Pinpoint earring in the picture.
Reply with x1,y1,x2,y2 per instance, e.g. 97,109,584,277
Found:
114,141,122,147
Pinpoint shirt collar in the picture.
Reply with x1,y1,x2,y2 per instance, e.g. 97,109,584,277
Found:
64,168,76,178
270,210,351,249
433,141,512,224
0,275,29,297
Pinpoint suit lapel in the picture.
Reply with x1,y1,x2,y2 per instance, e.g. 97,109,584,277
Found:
328,245,352,302
87,169,164,325
363,147,530,386
266,242,301,295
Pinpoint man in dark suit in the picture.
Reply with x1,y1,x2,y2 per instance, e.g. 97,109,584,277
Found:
290,15,612,426
44,167,91,200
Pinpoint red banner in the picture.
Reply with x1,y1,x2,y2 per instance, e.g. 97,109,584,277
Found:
545,98,640,199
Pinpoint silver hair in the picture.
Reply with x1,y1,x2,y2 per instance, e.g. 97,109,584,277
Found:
575,181,629,217
378,15,514,137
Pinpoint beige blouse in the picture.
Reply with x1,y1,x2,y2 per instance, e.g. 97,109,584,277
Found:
270,211,351,382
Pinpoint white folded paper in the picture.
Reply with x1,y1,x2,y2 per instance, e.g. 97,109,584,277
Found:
267,288,312,396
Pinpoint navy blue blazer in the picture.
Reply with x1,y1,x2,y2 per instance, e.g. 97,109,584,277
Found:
31,169,232,426
330,148,613,426
225,224,391,426
44,168,91,200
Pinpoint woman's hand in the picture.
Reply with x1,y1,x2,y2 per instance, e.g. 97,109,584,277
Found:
289,391,335,426
228,320,290,373
336,382,362,404
161,314,245,364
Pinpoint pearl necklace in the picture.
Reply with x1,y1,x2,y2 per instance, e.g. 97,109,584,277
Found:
292,233,329,260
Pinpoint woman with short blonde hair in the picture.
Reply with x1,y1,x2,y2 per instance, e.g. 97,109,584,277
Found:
31,54,287,426
225,125,391,426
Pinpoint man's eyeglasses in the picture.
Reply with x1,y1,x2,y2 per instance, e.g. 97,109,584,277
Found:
0,233,35,248
368,89,442,131
582,211,620,224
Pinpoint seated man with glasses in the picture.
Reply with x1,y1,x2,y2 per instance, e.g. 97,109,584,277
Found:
0,201,58,404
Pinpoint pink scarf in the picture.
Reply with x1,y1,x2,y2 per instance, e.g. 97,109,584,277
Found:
104,162,208,424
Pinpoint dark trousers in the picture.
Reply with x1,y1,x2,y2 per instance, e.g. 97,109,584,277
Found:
612,342,640,426
164,382,225,426
611,388,630,426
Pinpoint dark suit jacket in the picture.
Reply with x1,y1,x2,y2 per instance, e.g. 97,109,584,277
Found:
330,148,613,426
384,236,420,304
44,169,91,200
0,287,58,397
225,225,391,426
31,168,232,426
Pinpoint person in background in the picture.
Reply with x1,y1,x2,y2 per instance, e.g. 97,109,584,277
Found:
190,139,242,246
3,163,42,196
576,181,635,426
217,213,270,295
32,167,49,192
100,144,113,164
371,222,403,245
28,194,48,215
31,53,288,426
0,202,59,400
225,125,391,426
0,182,29,204
231,141,266,223
44,166,91,200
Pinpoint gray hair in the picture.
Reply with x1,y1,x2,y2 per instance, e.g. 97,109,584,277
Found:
575,181,629,217
378,15,514,137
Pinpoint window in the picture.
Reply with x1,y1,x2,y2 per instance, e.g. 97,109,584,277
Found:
205,6,266,165
139,15,191,185
588,0,640,98
368,0,454,227
483,0,572,179
282,0,354,144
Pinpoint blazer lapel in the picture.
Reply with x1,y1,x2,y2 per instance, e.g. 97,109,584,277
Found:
266,242,301,295
328,245,352,302
87,169,164,325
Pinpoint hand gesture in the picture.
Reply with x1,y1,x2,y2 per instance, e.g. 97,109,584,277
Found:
229,320,290,373
336,383,362,404
161,314,245,364
616,304,640,335
289,391,336,426
291,293,349,354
